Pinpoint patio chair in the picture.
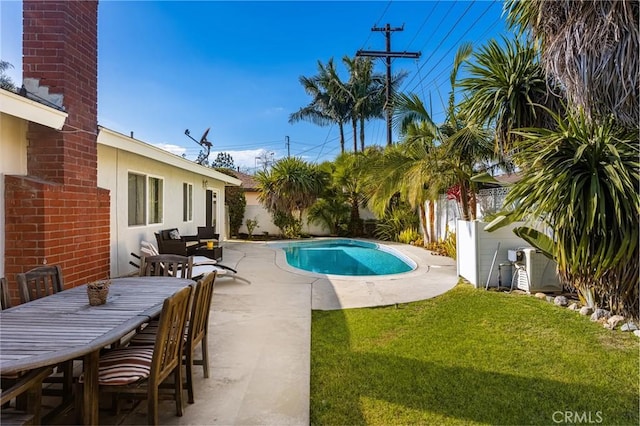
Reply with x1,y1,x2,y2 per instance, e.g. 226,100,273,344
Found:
0,366,54,425
76,285,193,425
16,265,64,304
197,226,219,244
130,271,217,403
1,277,11,310
155,228,203,256
139,254,193,279
15,266,74,406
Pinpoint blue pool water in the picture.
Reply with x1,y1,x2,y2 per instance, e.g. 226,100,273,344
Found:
272,239,415,276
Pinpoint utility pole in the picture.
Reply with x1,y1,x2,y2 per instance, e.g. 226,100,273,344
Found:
356,24,420,146
285,135,290,157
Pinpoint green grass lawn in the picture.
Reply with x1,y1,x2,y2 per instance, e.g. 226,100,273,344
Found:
311,282,639,425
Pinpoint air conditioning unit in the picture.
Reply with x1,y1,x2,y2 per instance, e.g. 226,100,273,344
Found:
513,248,561,293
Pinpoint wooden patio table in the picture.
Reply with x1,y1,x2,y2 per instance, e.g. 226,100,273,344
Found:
0,276,193,425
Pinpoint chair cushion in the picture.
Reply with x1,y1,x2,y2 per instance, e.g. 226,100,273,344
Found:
130,320,188,346
96,347,154,386
141,241,160,256
169,229,181,240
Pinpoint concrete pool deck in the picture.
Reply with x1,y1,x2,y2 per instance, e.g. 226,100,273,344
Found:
60,240,458,425
270,238,459,310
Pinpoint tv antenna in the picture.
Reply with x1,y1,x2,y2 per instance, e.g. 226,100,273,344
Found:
185,127,213,165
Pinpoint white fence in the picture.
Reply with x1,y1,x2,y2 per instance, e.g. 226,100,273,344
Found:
432,187,512,241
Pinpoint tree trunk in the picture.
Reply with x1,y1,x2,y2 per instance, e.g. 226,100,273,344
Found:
352,116,358,152
459,180,471,221
428,199,436,244
469,188,477,220
419,204,429,246
359,117,365,152
339,123,345,153
349,195,361,236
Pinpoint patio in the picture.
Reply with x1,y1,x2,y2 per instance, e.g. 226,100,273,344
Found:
50,240,457,424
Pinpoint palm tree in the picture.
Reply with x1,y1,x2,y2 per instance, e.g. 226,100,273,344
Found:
364,136,442,245
458,36,558,153
307,189,350,236
364,44,497,245
435,43,496,221
255,157,327,237
289,59,351,153
0,60,16,91
329,151,370,236
505,0,639,129
341,56,387,152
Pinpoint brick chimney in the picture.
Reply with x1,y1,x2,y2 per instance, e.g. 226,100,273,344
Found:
4,0,110,302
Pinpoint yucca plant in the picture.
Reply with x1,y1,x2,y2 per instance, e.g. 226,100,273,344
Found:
458,36,558,153
505,0,639,129
493,109,639,319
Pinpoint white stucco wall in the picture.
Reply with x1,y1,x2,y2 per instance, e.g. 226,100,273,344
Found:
97,129,240,277
456,219,529,288
0,113,29,277
239,191,375,237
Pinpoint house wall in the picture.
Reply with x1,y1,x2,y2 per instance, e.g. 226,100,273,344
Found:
0,113,29,279
4,0,110,305
98,144,228,277
456,219,528,288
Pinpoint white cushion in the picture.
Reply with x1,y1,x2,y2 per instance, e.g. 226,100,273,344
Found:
192,264,227,277
141,241,160,256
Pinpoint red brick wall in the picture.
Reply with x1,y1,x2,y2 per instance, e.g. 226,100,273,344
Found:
3,0,109,303
4,176,110,305
23,0,98,188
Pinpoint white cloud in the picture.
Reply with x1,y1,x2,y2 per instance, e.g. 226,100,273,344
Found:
155,143,186,157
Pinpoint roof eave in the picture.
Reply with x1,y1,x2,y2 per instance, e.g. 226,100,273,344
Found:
0,88,68,130
97,126,241,186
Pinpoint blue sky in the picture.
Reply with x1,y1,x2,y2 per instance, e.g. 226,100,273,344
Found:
1,0,508,172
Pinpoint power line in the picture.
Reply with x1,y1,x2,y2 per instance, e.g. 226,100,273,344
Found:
400,0,471,93
409,1,497,94
359,0,394,50
356,24,420,146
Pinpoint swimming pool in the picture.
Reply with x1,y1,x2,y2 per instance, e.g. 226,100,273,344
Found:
270,239,416,276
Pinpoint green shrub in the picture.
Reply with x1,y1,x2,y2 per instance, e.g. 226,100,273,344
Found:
398,228,421,244
374,206,420,241
245,218,259,239
427,232,457,259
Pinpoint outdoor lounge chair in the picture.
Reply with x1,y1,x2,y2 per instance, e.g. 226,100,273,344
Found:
132,241,249,283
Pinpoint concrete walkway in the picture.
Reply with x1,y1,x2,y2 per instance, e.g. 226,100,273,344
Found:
89,240,458,425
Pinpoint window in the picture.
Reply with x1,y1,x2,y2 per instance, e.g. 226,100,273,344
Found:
148,177,163,224
128,173,146,226
127,172,164,226
183,182,193,222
